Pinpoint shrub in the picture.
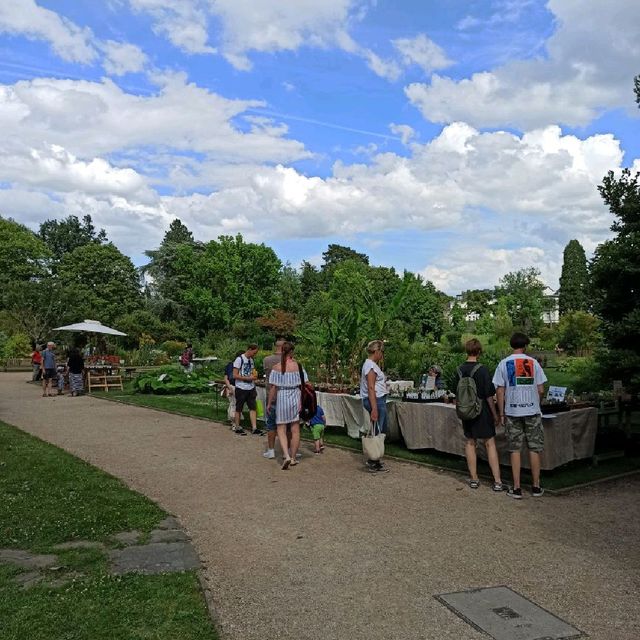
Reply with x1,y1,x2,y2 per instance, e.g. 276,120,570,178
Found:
161,340,185,357
133,366,213,394
2,332,31,358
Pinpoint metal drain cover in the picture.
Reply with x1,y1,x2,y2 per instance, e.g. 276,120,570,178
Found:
435,586,584,640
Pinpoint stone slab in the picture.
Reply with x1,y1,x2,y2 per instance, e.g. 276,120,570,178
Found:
156,516,181,530
149,529,189,543
112,530,142,546
108,542,200,575
52,541,105,551
435,586,584,640
0,549,57,569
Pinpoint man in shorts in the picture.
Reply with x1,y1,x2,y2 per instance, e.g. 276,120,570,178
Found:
232,344,264,436
261,339,284,458
493,332,547,499
40,341,57,397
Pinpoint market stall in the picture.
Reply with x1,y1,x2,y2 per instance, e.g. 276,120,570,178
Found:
394,402,597,470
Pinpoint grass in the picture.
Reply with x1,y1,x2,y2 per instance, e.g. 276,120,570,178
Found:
92,389,640,491
0,421,218,640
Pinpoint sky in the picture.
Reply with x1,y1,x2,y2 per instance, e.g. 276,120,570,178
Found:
0,0,638,294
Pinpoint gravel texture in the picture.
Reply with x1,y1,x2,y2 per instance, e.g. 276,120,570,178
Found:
1,373,638,639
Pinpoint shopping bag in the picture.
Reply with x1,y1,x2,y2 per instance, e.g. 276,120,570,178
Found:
256,398,265,419
361,421,385,462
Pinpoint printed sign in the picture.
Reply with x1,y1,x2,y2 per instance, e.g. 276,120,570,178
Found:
546,386,567,402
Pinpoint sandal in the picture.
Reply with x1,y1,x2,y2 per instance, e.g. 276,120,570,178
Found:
468,479,480,489
290,459,298,466
281,458,291,470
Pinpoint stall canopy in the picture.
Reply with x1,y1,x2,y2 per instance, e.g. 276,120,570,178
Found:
53,320,127,336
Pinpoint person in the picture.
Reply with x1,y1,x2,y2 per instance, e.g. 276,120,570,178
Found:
309,404,326,454
223,351,242,424
30,345,42,382
493,332,548,499
67,348,85,397
266,341,307,470
360,340,389,473
181,342,194,373
56,362,66,395
458,338,504,491
40,341,57,397
232,344,265,436
262,339,284,459
429,365,446,390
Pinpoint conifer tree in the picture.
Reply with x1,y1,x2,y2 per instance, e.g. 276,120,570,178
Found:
558,239,589,316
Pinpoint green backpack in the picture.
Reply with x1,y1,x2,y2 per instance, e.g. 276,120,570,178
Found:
455,363,483,421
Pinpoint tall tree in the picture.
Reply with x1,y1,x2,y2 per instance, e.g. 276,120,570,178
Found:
321,244,369,271
495,267,548,334
0,217,50,289
558,239,589,315
591,168,640,386
57,243,142,324
39,214,107,263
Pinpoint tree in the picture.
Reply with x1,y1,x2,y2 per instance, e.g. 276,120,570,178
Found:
558,240,589,316
143,219,202,304
39,214,107,264
495,267,548,334
57,243,142,324
321,244,369,271
591,168,640,387
557,311,601,355
462,289,494,315
0,217,50,290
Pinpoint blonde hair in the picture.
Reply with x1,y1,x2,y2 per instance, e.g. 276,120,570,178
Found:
366,340,384,354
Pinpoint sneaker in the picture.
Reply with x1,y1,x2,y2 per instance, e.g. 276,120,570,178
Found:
262,449,275,459
468,479,480,489
367,465,379,473
233,428,247,436
532,486,545,497
492,482,506,492
251,429,265,436
281,457,291,470
507,487,523,500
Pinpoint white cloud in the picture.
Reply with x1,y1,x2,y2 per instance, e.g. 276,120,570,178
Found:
0,75,309,163
392,34,452,74
407,0,640,128
0,0,96,63
361,49,402,81
99,41,148,75
389,123,416,145
0,0,148,76
128,0,357,67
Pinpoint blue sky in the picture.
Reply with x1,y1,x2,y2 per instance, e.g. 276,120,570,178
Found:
0,1,638,293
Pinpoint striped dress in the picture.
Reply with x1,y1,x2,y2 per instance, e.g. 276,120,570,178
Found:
268,367,308,424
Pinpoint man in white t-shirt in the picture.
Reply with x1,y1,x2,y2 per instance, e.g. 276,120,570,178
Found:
493,332,547,500
232,344,264,436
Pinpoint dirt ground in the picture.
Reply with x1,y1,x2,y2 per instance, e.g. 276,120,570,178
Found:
1,372,638,640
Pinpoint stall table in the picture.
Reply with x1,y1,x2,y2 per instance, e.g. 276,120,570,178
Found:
394,402,597,471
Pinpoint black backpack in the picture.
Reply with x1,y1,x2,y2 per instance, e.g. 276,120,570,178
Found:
297,363,317,421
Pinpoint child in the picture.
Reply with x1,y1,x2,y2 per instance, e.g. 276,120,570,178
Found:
56,363,66,395
309,405,326,454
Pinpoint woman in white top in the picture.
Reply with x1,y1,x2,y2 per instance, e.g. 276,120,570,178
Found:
360,339,388,473
267,341,308,470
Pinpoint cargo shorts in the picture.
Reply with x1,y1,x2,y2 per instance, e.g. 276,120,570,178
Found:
505,414,544,452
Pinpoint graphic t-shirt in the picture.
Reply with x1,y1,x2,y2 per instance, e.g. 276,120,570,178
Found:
233,354,255,391
492,354,547,417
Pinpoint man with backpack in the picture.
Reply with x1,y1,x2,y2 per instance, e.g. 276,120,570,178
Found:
456,338,504,491
493,332,548,499
232,344,265,437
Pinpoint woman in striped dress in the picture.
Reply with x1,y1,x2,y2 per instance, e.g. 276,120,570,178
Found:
267,342,308,470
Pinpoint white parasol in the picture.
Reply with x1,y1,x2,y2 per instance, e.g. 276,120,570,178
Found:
53,319,127,336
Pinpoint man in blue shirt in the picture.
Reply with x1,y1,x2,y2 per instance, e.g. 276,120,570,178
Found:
41,341,57,397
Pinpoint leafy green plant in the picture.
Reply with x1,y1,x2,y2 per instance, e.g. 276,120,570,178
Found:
133,367,213,394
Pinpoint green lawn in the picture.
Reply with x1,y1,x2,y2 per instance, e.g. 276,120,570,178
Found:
92,390,640,491
0,421,217,640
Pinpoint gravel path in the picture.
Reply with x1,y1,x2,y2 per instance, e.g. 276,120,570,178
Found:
1,373,638,639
